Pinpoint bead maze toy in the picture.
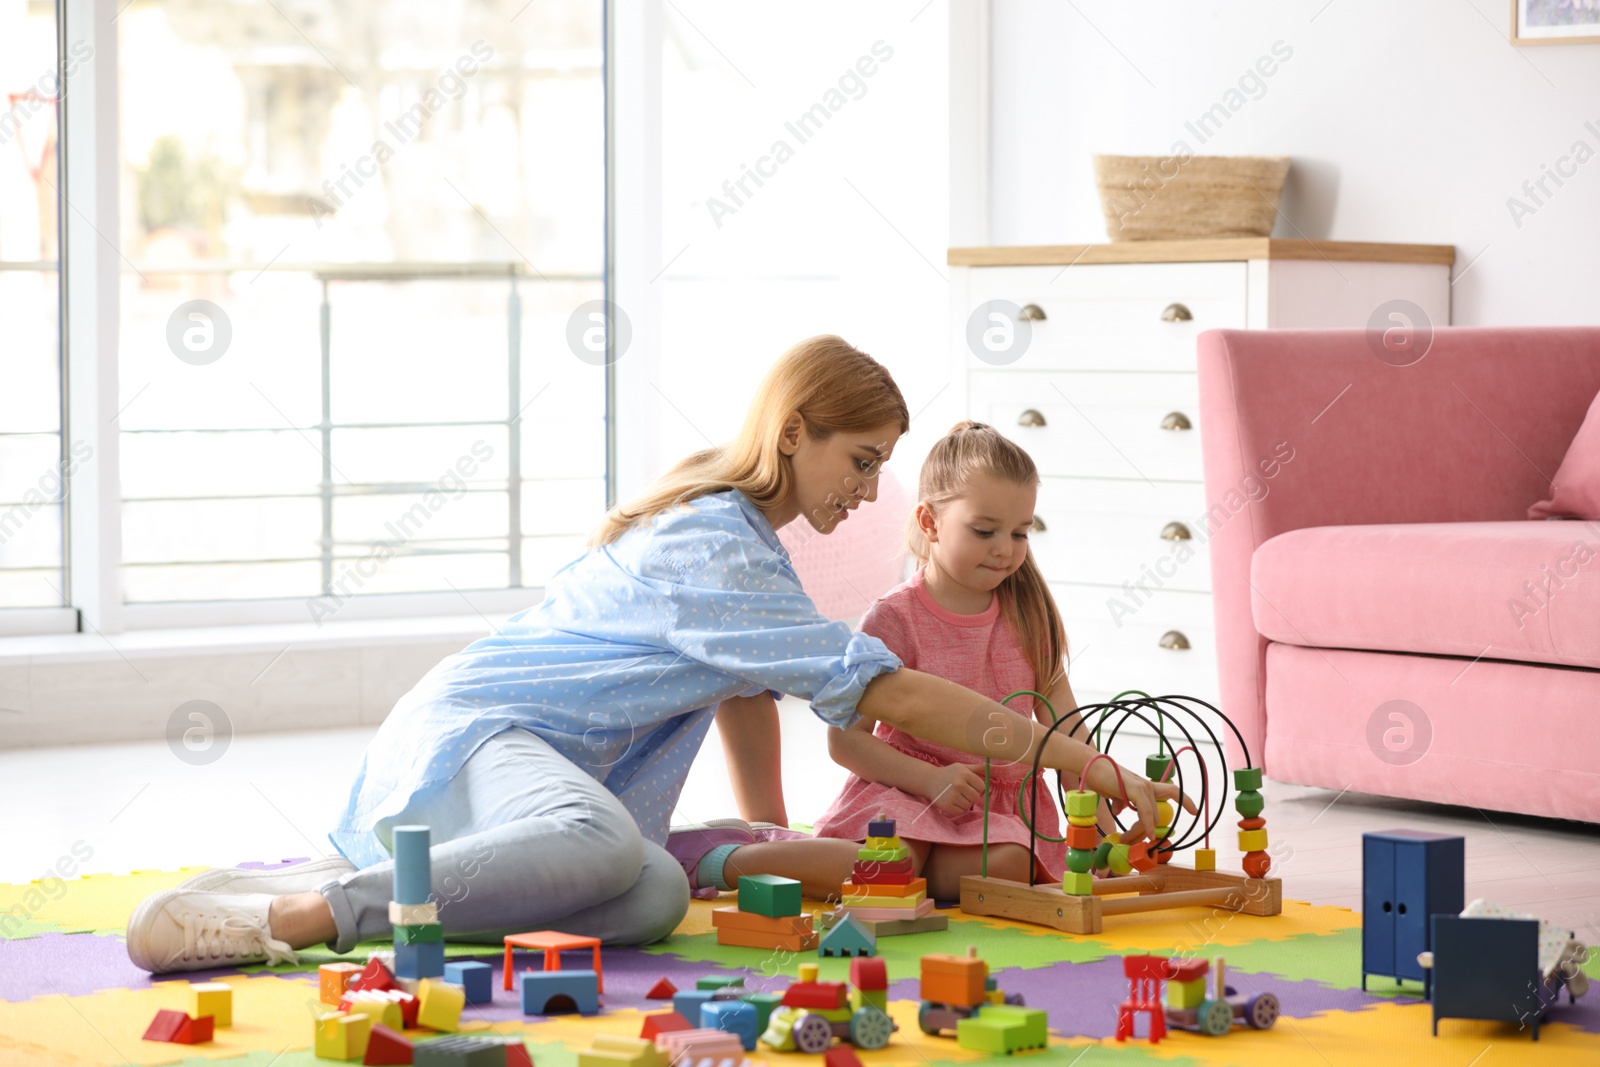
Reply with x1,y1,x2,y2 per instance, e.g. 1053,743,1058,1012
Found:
959,690,1282,935
758,961,896,1053
836,815,948,935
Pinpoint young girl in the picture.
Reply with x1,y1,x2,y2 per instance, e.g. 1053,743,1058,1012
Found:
811,421,1111,900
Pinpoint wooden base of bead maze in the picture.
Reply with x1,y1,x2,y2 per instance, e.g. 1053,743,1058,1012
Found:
959,865,1281,936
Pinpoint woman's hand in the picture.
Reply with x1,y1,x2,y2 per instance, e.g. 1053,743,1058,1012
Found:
920,762,986,817
1087,761,1196,844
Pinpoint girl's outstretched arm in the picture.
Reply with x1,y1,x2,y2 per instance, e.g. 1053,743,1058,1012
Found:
714,691,788,826
857,667,1196,843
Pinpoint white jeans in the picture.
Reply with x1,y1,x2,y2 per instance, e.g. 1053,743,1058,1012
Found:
317,727,689,954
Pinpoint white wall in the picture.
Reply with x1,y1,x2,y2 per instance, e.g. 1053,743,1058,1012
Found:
986,0,1600,326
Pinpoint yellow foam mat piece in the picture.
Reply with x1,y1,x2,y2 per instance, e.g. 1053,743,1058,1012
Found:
0,868,209,937
1067,1001,1596,1065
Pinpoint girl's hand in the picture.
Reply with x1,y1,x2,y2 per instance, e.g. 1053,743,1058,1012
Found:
921,763,986,817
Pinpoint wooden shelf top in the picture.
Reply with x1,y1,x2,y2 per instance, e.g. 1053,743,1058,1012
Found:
948,238,1455,267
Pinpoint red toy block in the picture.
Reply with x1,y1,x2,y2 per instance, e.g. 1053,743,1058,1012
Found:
142,1009,187,1042
646,977,678,1000
825,1047,864,1067
141,1008,213,1044
386,989,420,1029
1163,958,1208,984
504,1041,535,1067
850,859,915,884
849,957,888,993
353,957,399,993
641,1011,694,1040
781,981,847,1010
362,1023,414,1065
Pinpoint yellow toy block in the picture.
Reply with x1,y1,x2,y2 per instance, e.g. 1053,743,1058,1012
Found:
314,1011,373,1061
841,889,926,909
189,982,231,1028
864,835,902,851
1167,977,1206,1009
342,990,404,1030
417,977,465,1032
1065,789,1099,817
798,963,819,983
1238,828,1269,852
1061,871,1093,896
1194,848,1216,871
1066,813,1097,827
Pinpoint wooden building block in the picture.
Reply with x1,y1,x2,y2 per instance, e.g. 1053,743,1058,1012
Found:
921,953,987,1006
321,962,366,1005
189,982,232,1028
737,874,803,918
711,906,814,936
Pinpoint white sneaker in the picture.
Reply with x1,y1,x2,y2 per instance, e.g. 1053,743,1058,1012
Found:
175,856,356,896
125,888,299,974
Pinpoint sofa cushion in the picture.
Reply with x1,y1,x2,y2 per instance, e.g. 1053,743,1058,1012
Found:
1529,386,1600,520
1252,521,1600,670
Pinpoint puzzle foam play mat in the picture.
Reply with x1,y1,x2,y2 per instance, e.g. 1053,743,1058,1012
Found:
1,858,1596,1065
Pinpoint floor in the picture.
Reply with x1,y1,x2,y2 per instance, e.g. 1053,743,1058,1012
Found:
4,695,1598,946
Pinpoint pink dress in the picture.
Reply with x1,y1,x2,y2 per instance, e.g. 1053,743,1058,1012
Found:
811,567,1067,882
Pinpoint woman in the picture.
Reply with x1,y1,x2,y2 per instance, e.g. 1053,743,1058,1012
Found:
125,335,1182,974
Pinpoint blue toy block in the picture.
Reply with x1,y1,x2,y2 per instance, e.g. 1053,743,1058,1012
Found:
701,999,759,1050
818,913,876,958
673,988,715,1022
395,939,446,980
867,817,897,837
392,825,432,906
520,968,599,1015
444,959,494,1004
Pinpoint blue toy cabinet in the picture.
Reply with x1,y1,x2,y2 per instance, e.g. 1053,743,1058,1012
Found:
1361,829,1464,999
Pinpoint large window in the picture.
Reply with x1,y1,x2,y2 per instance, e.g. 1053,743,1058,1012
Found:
115,0,604,611
0,1,65,614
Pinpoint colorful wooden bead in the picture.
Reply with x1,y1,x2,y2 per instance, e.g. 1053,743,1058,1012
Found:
1234,790,1265,818
1066,813,1098,827
1237,816,1266,830
1065,789,1099,817
1065,825,1099,850
1092,840,1114,869
1156,800,1174,826
1061,871,1094,896
1127,841,1156,872
1233,767,1263,791
1193,848,1216,871
1107,844,1132,875
1066,848,1094,874
1145,754,1172,781
1238,828,1268,852
1242,852,1272,878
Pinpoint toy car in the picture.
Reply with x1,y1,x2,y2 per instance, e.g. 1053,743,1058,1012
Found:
758,963,896,1053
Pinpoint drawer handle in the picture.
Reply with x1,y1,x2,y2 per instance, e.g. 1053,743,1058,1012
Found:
1161,302,1193,322
1030,516,1048,533
1161,521,1192,541
1017,408,1047,428
1019,303,1047,321
1159,630,1190,651
1160,411,1192,432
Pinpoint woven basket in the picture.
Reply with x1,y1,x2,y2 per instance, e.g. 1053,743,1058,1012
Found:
1093,154,1291,241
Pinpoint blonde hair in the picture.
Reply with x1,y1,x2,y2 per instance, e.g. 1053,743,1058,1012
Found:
587,335,910,548
907,420,1068,704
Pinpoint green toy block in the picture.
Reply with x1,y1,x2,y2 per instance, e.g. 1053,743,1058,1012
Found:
1064,789,1098,817
1167,977,1206,1009
1061,871,1093,896
1234,789,1264,818
1233,767,1262,791
856,988,887,1015
393,922,443,945
855,846,910,864
737,874,802,918
740,992,784,1031
956,1004,1049,1054
1145,754,1172,782
697,975,742,991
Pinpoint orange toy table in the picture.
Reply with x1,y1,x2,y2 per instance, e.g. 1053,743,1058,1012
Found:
501,931,605,992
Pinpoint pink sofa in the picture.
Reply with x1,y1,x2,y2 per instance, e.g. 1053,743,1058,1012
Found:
1198,327,1600,824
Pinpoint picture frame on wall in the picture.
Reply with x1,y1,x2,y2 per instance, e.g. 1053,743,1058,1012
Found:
1512,0,1600,44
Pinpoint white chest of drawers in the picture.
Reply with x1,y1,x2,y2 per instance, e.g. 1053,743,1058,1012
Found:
948,239,1454,718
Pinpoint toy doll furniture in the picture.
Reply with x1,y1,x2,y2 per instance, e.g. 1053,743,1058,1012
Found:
1199,326,1600,822
1429,916,1582,1040
1360,829,1463,999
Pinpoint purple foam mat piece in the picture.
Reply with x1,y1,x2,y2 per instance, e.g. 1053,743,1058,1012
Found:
234,857,315,871
0,932,310,1001
887,958,1406,1040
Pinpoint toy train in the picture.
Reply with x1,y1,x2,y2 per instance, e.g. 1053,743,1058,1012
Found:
758,961,896,1053
916,946,1024,1035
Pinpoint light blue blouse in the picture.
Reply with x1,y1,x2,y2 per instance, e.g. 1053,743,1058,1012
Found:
328,487,903,868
